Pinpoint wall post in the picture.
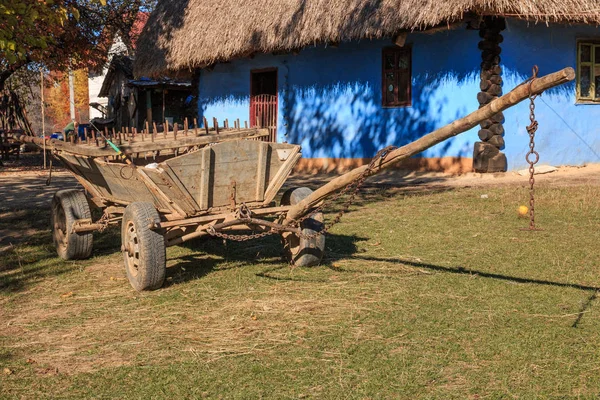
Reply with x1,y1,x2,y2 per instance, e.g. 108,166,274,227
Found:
473,17,507,172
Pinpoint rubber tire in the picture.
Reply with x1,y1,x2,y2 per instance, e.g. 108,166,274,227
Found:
121,202,166,291
51,189,93,260
280,187,326,267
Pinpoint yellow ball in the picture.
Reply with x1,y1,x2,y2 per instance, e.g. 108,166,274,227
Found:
518,205,529,217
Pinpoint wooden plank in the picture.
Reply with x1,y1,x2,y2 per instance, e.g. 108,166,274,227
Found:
136,168,186,216
47,129,269,157
208,140,261,207
142,167,196,216
263,147,301,206
81,158,169,210
255,142,269,201
198,146,212,210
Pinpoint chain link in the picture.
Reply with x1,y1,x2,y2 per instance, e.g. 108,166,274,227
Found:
206,224,276,242
525,65,541,231
204,146,398,242
97,212,111,233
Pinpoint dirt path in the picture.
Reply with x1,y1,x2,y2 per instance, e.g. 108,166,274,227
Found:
0,171,80,210
286,163,600,191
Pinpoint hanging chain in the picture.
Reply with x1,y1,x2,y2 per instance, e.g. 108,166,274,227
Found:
525,66,541,231
205,146,398,242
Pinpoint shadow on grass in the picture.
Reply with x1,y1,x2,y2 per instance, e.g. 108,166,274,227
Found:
165,232,367,285
572,291,599,328
163,182,453,286
0,207,122,293
165,235,291,287
326,253,600,293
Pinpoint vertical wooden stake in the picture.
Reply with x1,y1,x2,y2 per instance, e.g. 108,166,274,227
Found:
194,118,198,136
145,121,150,140
152,122,157,142
225,119,229,129
213,117,219,134
236,118,241,130
244,121,248,129
184,118,188,136
92,130,97,146
203,117,209,135
174,123,178,140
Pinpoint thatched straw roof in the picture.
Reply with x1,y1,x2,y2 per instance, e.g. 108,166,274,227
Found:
135,0,600,76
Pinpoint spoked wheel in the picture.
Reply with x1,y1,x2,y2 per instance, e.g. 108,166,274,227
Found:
51,189,93,260
121,202,166,291
280,187,326,267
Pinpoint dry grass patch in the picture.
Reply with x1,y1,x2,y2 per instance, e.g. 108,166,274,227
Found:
1,179,600,398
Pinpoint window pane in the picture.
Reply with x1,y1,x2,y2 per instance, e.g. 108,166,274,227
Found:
595,66,600,98
385,72,396,104
398,54,409,69
580,65,591,97
384,53,395,69
581,44,591,62
398,72,410,103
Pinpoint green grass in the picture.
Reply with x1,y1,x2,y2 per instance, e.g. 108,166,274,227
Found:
1,182,600,399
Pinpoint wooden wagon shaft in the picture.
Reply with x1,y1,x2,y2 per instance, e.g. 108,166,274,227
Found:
284,67,576,224
15,128,269,157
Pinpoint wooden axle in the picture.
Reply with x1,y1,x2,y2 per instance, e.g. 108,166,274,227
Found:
165,217,301,247
151,205,293,230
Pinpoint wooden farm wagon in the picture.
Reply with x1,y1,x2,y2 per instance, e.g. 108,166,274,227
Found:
16,67,574,291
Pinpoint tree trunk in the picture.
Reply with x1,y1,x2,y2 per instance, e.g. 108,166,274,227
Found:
0,60,28,91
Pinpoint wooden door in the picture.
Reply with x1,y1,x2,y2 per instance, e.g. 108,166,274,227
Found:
250,69,278,142
250,94,277,142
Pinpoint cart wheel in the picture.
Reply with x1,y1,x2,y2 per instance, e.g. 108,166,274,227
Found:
280,187,325,267
121,202,166,291
51,189,93,260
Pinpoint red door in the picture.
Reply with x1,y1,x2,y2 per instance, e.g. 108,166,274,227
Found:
250,69,278,142
250,94,277,142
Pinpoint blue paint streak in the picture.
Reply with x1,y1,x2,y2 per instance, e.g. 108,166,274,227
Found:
198,20,600,169
502,20,600,169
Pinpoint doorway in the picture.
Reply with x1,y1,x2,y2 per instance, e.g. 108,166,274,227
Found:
250,68,278,142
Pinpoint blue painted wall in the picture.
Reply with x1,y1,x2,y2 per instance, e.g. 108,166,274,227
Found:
198,19,600,170
502,20,600,169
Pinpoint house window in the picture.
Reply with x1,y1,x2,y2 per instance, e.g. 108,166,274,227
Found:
382,47,412,107
577,41,600,102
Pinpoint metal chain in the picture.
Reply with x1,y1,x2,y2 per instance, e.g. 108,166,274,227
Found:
97,212,111,233
205,146,398,241
525,66,541,231
206,225,274,242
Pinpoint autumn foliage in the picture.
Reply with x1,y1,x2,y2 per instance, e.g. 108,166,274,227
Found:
44,70,90,129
